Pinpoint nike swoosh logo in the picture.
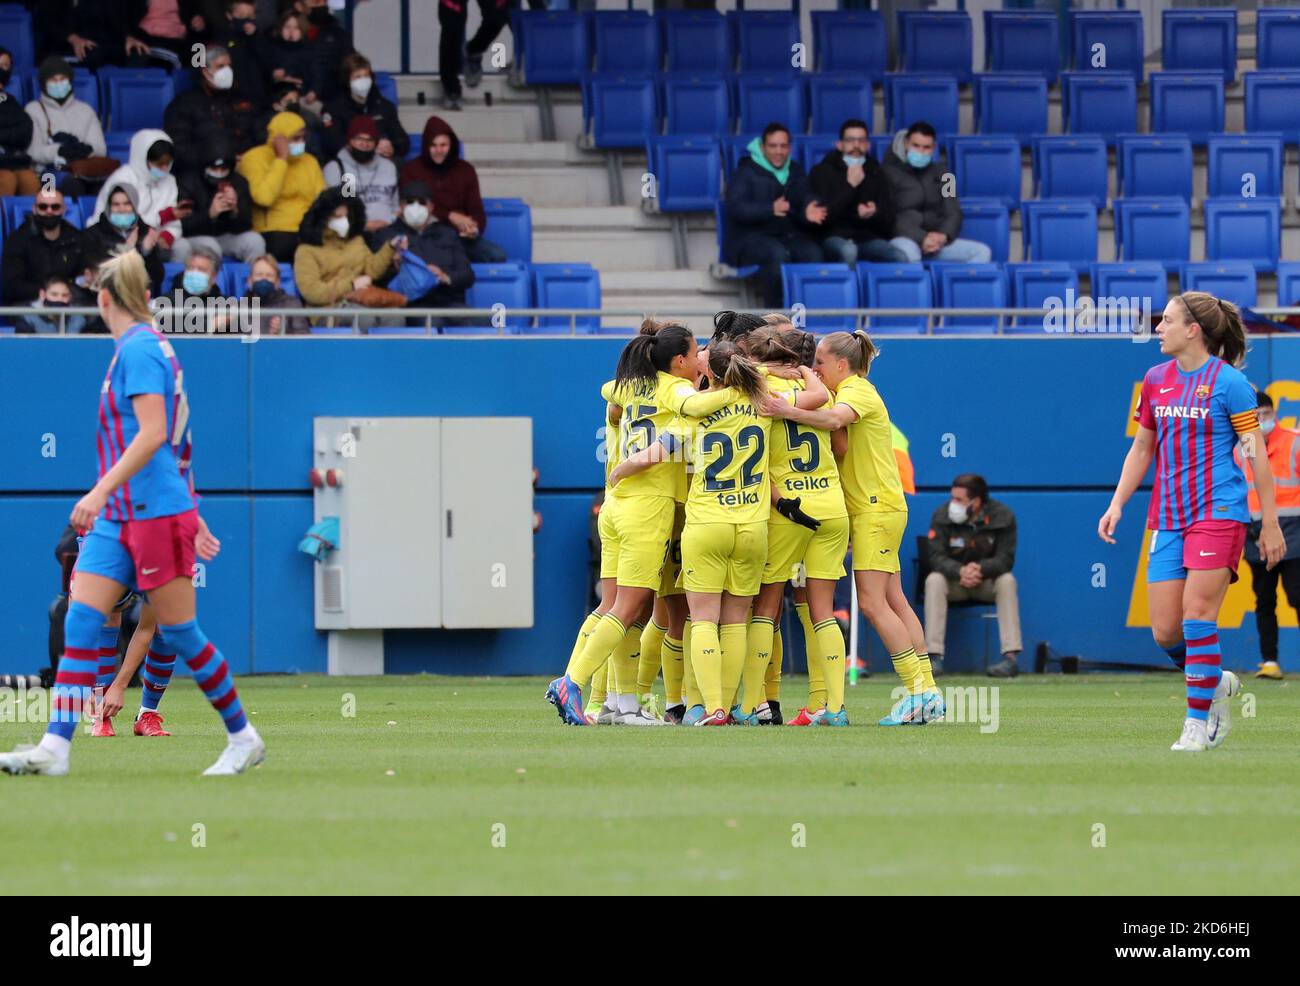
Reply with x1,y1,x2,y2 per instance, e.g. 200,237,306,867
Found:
1199,551,1216,557
1159,387,1176,394
141,566,160,575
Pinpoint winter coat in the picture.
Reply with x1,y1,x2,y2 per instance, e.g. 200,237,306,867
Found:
0,88,32,168
379,215,474,306
0,215,83,304
926,498,1017,580
808,149,896,242
236,111,326,234
398,116,487,232
723,140,816,262
84,178,166,295
91,128,183,246
294,231,396,306
882,129,963,247
162,82,263,173
322,87,409,160
24,91,107,167
176,131,256,237
322,148,399,227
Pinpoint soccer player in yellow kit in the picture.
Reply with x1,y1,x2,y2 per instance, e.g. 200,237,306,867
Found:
763,330,943,726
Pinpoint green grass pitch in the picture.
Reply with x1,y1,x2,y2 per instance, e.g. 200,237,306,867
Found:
1,673,1296,895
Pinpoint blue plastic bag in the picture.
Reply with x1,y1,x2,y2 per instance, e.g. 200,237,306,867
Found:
386,248,439,300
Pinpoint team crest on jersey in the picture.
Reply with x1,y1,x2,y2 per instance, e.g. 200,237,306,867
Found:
1195,384,1211,399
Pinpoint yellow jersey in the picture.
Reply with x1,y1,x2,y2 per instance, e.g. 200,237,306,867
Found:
599,379,623,487
766,375,847,520
605,371,700,500
834,375,906,514
675,386,772,525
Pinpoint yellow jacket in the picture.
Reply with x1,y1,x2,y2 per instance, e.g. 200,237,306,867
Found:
294,231,397,305
237,112,326,234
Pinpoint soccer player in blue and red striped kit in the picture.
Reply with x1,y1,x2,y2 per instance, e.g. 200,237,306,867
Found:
1099,291,1286,751
1,251,265,777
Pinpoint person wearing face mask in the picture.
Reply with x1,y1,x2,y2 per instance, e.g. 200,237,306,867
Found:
322,115,399,234
293,186,399,315
0,189,84,305
1236,391,1300,681
163,46,263,175
299,0,356,104
245,253,308,334
15,275,88,335
208,0,268,106
24,57,109,178
322,53,408,160
378,181,474,324
0,47,40,198
809,119,906,265
84,181,167,295
237,110,326,261
92,130,190,255
923,474,1022,678
883,120,992,265
173,130,267,263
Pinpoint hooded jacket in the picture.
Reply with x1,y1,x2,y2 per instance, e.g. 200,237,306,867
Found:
84,178,166,294
162,72,263,173
723,137,816,262
176,130,255,238
882,130,962,247
378,213,474,306
0,86,32,169
322,84,408,160
398,117,487,232
322,146,399,227
24,88,108,168
808,148,896,242
926,497,1017,580
0,210,83,304
91,129,183,246
293,188,396,306
237,111,326,234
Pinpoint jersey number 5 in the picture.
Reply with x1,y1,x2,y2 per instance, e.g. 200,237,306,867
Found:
782,421,820,473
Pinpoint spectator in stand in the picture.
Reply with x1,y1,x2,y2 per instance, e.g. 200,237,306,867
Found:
0,188,84,305
163,45,263,174
84,179,167,294
400,116,506,263
380,180,474,324
437,0,509,111
210,0,268,106
247,253,308,334
809,119,905,264
24,57,110,189
257,11,323,116
92,129,189,257
237,110,325,262
15,275,87,335
299,0,354,104
175,129,266,263
322,53,408,161
125,0,199,66
259,81,326,160
884,121,991,264
294,187,400,310
166,242,245,333
36,1,131,70
723,122,826,308
0,48,39,197
322,116,398,235
69,244,111,334
177,243,224,302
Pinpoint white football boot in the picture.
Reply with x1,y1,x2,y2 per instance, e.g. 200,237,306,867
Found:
0,744,69,776
1207,670,1241,749
202,732,267,775
613,708,668,726
1171,718,1209,752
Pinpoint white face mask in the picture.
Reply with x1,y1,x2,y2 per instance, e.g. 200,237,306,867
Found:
211,65,234,90
1261,417,1276,436
327,216,350,239
402,203,429,227
350,75,372,100
948,500,969,525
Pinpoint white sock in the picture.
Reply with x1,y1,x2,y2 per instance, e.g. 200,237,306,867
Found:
617,693,640,714
229,724,259,745
38,734,71,759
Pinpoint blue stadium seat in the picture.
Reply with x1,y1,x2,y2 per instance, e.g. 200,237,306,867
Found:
870,135,894,163
1033,136,1108,207
588,74,657,148
1117,136,1193,201
857,263,934,334
959,198,1011,263
806,75,871,138
520,12,590,85
730,11,799,74
1090,262,1168,333
531,263,600,333
466,263,530,331
483,199,532,263
0,4,36,72
735,74,805,137
104,71,175,132
898,11,972,84
1206,134,1284,199
369,326,431,336
1006,262,1078,331
794,134,838,175
661,10,730,74
713,201,759,279
405,132,422,161
1179,262,1257,308
932,263,1008,333
1062,72,1137,145
781,263,858,331
812,11,887,80
373,71,398,106
1257,10,1300,71
1114,197,1191,270
0,195,34,234
1244,72,1300,143
593,11,659,74
987,12,1060,84
1203,199,1281,272
71,69,100,113
722,134,752,177
162,262,183,294
4,72,26,103
1163,8,1237,83
278,263,297,299
221,262,249,297
885,76,959,137
1070,10,1144,81
309,326,357,336
1022,200,1097,271
975,74,1048,144
1149,72,1225,145
1275,261,1300,306
593,325,639,336
951,137,1022,208
660,74,730,136
647,136,721,212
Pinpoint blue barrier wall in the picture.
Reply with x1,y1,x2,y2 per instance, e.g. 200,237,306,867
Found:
3,335,1298,676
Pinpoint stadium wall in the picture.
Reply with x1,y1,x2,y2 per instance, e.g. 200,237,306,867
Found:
3,335,1298,677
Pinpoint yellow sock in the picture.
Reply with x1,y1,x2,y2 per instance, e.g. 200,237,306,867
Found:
606,657,616,697
662,634,685,706
815,618,846,713
590,657,609,705
765,624,783,702
720,622,748,710
796,602,825,710
692,621,722,711
569,613,627,690
741,617,775,714
916,651,937,692
890,647,925,695
564,610,602,677
637,621,666,693
612,622,645,697
682,620,702,708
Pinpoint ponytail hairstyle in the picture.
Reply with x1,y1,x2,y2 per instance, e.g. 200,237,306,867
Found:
614,322,694,389
1179,291,1247,368
711,309,767,345
758,313,816,367
96,249,154,326
820,329,878,376
707,338,767,406
745,324,805,366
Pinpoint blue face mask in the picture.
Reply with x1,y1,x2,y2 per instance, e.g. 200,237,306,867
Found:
288,141,306,157
46,79,72,101
183,270,210,295
842,154,866,168
249,278,276,299
148,165,170,181
109,211,136,229
906,149,932,169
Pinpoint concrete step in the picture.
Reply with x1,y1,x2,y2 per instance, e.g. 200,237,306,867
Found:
595,271,743,333
397,101,532,143
531,206,716,270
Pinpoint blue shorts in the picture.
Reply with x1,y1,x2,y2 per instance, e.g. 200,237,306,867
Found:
73,520,139,593
1147,521,1247,585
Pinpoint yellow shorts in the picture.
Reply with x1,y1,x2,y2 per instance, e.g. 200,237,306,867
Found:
682,521,768,596
611,494,677,589
597,495,620,580
849,510,907,573
659,503,686,596
762,514,850,584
